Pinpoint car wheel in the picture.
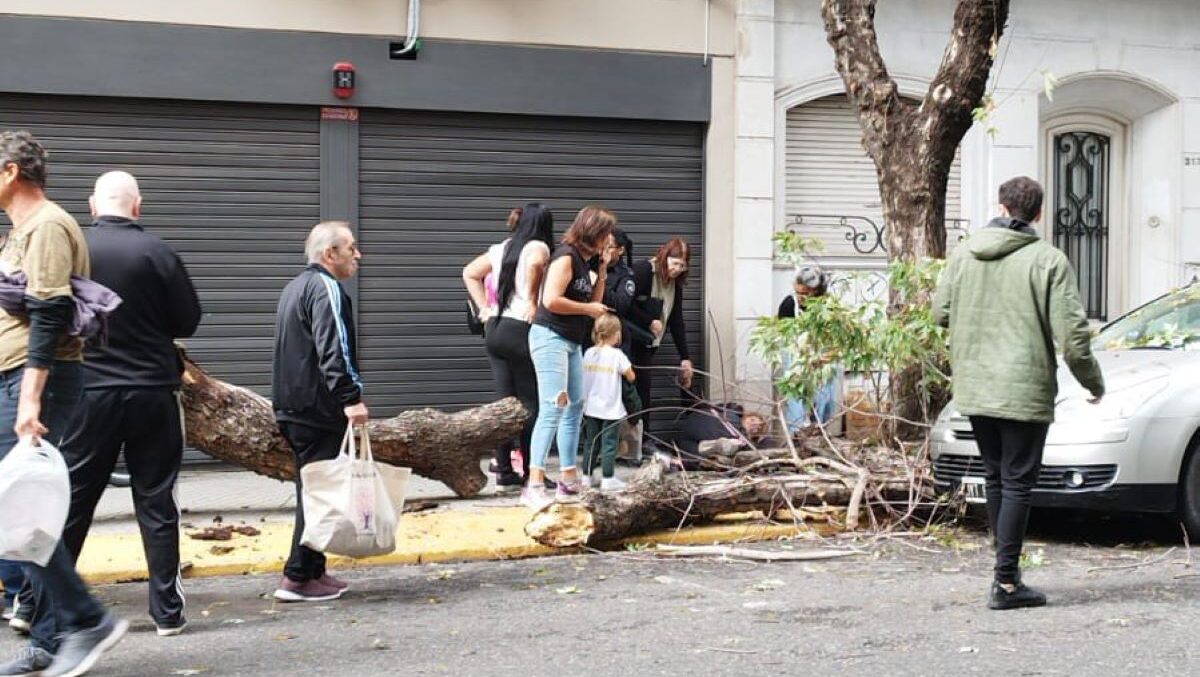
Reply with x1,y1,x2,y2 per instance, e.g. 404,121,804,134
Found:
1177,440,1200,541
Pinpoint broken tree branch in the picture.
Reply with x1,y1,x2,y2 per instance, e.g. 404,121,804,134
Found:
179,349,527,497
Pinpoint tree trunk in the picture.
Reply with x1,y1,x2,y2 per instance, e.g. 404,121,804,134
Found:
179,351,527,497
821,0,1011,437
525,459,922,547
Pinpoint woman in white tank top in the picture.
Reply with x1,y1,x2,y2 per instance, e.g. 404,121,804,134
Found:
462,204,553,488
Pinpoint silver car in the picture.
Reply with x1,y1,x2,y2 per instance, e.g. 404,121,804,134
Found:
930,284,1200,537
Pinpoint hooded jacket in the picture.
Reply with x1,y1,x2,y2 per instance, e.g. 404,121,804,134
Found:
932,218,1105,423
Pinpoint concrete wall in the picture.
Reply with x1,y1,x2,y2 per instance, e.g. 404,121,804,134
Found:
3,0,737,55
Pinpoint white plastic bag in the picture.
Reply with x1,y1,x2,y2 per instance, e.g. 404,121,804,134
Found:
300,425,410,558
0,437,70,566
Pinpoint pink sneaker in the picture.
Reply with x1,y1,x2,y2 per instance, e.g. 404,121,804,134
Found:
520,486,552,511
273,577,343,603
555,480,582,501
318,573,349,591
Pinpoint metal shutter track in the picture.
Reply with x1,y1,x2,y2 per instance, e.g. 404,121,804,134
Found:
786,95,962,257
0,94,320,462
359,111,704,437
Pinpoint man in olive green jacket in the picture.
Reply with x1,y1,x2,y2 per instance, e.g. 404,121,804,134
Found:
933,176,1105,610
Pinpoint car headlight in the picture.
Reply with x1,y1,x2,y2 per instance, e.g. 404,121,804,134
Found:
1055,376,1168,422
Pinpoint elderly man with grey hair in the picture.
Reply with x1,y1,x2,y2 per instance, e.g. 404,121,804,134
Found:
56,170,200,638
271,221,366,602
0,131,127,677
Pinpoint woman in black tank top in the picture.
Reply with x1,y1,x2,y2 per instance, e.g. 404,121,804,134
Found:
521,205,617,509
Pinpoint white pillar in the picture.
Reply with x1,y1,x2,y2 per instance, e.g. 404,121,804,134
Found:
731,0,776,407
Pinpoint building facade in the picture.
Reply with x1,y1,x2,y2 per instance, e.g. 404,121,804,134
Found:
4,0,1196,432
0,1,741,443
732,0,1200,401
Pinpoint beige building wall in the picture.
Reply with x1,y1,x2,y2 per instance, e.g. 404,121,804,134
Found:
5,0,735,56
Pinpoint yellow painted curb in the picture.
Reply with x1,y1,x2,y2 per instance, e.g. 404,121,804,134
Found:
77,507,814,585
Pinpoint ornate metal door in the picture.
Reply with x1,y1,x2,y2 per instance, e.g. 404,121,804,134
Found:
1053,131,1110,321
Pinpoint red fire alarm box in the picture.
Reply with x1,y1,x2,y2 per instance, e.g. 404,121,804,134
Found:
332,62,356,99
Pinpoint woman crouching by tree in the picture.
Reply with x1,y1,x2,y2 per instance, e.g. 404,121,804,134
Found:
777,265,839,435
522,206,617,509
627,237,694,457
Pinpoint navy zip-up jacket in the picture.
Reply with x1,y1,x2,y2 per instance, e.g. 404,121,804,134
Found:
272,264,363,430
82,216,200,388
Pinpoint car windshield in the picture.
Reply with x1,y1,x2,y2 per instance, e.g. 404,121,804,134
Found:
1093,285,1200,351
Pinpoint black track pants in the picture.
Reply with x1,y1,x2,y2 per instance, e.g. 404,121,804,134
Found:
59,387,186,627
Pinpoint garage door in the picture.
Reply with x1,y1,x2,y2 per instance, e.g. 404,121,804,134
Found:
0,94,320,460
359,111,704,436
786,94,962,257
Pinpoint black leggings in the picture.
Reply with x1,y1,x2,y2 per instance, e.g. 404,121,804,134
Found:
486,317,538,476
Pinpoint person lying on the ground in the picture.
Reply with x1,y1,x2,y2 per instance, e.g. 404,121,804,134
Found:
672,407,790,470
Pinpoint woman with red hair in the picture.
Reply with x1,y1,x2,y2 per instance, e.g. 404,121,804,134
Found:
626,237,694,459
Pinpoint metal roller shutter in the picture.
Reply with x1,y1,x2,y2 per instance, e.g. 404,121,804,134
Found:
359,111,704,437
785,94,962,257
0,94,320,461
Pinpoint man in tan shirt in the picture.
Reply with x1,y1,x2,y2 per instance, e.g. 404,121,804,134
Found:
0,131,126,677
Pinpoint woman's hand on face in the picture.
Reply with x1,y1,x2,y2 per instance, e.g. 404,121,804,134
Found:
599,242,616,270
678,359,694,389
583,302,612,319
650,319,664,338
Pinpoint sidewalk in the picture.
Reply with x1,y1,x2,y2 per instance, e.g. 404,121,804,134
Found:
78,461,810,584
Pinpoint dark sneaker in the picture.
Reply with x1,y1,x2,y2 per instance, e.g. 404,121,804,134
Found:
988,581,1047,610
0,646,54,676
495,472,524,493
273,577,343,603
8,600,30,635
487,460,500,475
43,613,128,677
317,573,349,591
155,619,187,637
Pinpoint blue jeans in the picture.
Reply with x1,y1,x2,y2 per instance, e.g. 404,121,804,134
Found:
782,357,841,434
0,362,104,653
527,324,584,473
0,562,22,609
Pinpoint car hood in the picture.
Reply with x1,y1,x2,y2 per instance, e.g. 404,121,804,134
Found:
1056,349,1189,400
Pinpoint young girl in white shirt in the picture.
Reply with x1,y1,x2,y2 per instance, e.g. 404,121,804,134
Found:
580,313,636,490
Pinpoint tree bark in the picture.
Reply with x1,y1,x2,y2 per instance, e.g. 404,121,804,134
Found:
179,351,527,497
821,0,1010,437
525,459,921,547
821,0,1011,260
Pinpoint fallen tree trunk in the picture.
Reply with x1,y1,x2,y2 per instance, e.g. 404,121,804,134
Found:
525,458,924,547
179,351,527,497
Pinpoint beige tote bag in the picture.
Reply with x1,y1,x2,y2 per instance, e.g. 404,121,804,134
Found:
300,424,411,558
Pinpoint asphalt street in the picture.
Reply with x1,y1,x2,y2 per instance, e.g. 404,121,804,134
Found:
4,510,1198,677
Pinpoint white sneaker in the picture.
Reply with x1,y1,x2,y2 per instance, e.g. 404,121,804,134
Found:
579,475,593,489
156,620,188,637
600,477,627,492
520,486,552,511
